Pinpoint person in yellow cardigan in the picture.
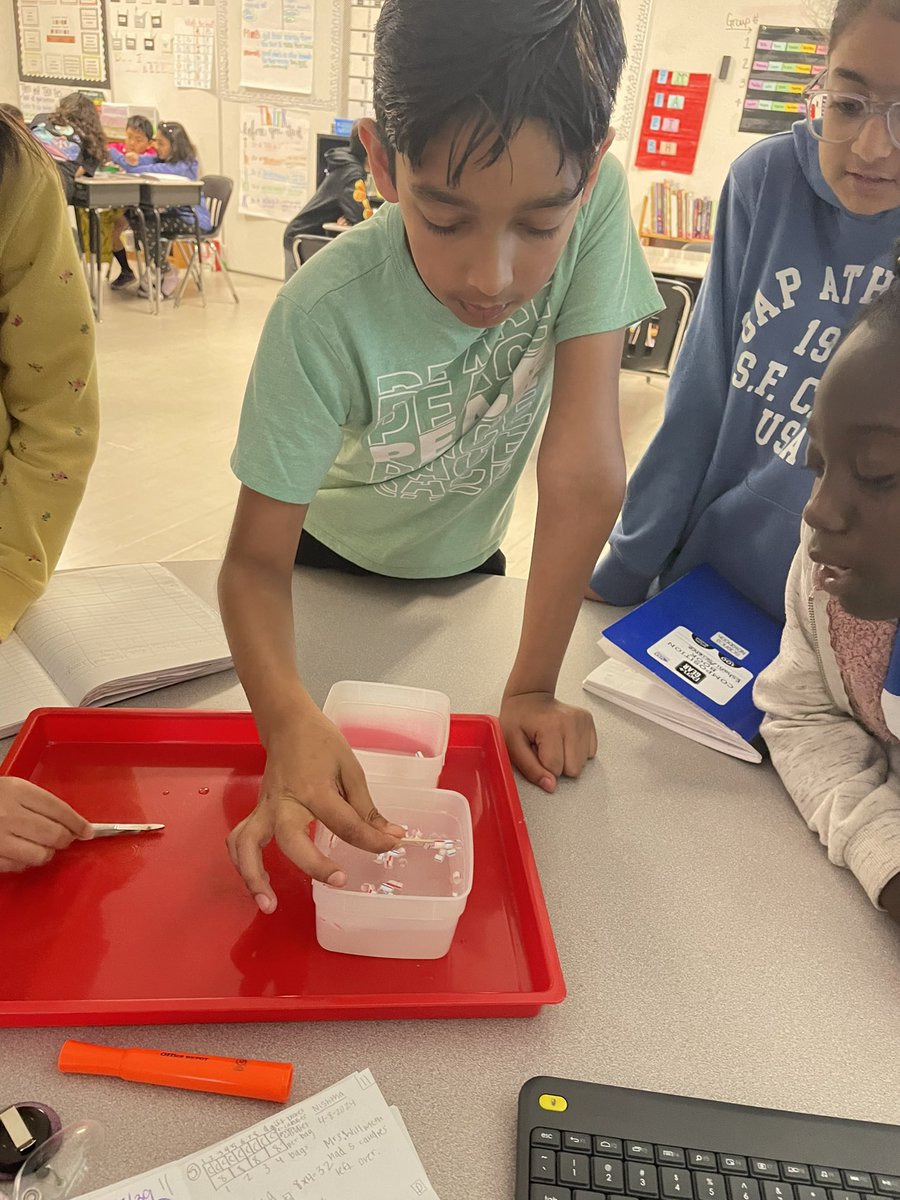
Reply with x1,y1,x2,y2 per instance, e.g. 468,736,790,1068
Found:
0,109,99,871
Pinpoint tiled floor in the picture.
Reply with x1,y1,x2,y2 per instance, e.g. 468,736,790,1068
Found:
60,268,667,579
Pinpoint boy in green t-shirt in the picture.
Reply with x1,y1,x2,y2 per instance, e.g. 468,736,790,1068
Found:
221,0,662,911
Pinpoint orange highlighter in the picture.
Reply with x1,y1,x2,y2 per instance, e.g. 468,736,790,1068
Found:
58,1040,293,1103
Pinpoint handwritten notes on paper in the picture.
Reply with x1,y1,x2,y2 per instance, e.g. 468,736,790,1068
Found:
239,106,310,222
240,0,315,94
74,1071,439,1200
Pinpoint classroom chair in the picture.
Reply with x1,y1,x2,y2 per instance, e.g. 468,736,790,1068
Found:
171,174,239,308
620,277,694,378
291,234,332,271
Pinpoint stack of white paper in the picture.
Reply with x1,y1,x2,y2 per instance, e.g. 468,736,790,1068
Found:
76,1070,439,1200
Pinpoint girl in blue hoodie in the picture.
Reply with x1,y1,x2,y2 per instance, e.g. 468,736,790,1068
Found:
591,0,900,619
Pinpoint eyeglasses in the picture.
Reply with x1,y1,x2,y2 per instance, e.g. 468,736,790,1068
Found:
803,71,900,150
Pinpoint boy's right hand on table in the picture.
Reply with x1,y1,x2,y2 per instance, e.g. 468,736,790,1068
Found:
0,778,94,872
227,709,405,914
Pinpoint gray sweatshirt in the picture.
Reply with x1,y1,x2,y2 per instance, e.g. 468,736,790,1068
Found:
754,524,900,907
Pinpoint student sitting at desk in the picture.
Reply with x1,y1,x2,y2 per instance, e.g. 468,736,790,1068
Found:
755,245,900,925
219,0,662,909
0,110,99,871
30,92,107,203
282,124,369,281
108,114,157,165
113,120,211,298
590,0,900,620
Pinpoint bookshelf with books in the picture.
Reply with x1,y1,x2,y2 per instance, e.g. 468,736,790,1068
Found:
640,182,716,249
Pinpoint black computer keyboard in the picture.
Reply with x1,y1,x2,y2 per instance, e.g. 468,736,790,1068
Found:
517,1079,900,1200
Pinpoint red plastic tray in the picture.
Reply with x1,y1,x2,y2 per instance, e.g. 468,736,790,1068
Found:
0,709,565,1026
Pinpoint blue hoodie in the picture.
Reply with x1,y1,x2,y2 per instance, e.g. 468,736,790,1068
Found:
591,122,900,619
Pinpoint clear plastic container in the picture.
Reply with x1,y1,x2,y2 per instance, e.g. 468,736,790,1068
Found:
312,784,474,960
323,680,451,787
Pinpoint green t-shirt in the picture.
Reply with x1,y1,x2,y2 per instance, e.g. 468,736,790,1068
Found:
232,154,662,578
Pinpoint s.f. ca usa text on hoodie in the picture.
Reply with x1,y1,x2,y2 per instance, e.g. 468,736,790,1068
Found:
591,121,900,619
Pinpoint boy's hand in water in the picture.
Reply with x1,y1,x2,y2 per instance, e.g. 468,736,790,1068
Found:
226,707,405,913
0,778,94,872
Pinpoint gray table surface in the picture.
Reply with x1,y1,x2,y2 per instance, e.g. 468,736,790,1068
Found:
2,563,899,1200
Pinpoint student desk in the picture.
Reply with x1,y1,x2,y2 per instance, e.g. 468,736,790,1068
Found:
71,176,143,323
2,564,899,1200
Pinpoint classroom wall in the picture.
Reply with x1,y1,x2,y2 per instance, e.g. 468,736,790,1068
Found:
0,5,20,105
1,0,830,278
617,0,832,226
1,0,347,280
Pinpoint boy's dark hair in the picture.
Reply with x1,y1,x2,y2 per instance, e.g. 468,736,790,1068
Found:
157,120,198,164
858,238,900,339
829,0,900,46
373,0,626,190
52,92,108,168
0,103,24,123
0,106,45,182
126,114,154,140
348,122,367,166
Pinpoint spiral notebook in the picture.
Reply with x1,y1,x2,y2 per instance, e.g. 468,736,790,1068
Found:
0,563,232,738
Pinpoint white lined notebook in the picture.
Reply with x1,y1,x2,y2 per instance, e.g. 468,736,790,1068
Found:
0,563,232,738
75,1070,440,1200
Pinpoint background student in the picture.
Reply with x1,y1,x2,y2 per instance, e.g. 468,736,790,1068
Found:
282,123,369,280
590,0,900,619
219,0,662,911
29,91,107,202
755,247,900,923
0,109,99,871
112,120,211,297
109,114,156,164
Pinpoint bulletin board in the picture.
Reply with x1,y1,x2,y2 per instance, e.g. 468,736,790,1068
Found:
15,0,110,88
739,25,828,136
634,69,712,173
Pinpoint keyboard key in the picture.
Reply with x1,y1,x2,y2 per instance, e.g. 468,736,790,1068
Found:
564,1133,593,1153
695,1173,728,1200
531,1187,571,1200
752,1162,782,1180
597,1138,624,1157
845,1178,874,1192
797,1188,829,1200
720,1157,748,1175
815,1173,843,1188
729,1178,761,1200
691,1154,718,1170
576,1193,597,1200
533,1128,562,1149
662,1167,694,1198
659,1148,687,1167
628,1163,660,1196
596,1159,626,1192
629,1144,656,1162
783,1166,812,1183
876,1182,900,1198
532,1149,557,1182
762,1182,794,1200
559,1155,590,1189
830,1191,861,1200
